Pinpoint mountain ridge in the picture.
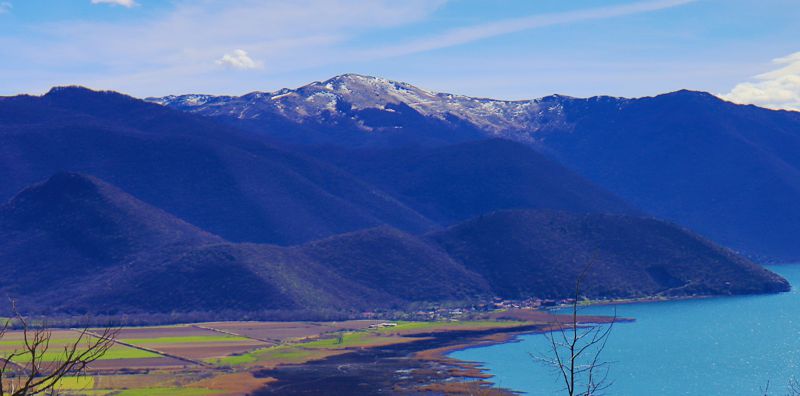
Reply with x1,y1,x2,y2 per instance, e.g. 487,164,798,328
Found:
0,172,404,314
429,209,790,299
148,75,800,260
0,173,788,316
148,74,797,144
0,86,439,245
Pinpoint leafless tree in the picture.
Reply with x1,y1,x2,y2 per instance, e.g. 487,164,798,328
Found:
761,380,771,396
534,265,616,396
761,378,800,396
0,301,119,395
788,378,800,395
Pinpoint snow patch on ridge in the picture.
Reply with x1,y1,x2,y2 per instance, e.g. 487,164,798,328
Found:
147,74,607,140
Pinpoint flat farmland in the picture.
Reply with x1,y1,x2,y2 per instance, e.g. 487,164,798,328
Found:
0,318,538,395
198,320,383,343
115,325,223,339
0,329,163,363
117,325,270,361
89,357,195,370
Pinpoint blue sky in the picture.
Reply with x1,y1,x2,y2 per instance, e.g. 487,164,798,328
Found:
0,0,798,109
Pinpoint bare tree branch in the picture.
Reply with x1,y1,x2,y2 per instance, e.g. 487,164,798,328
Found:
0,300,119,396
533,261,616,396
789,377,800,396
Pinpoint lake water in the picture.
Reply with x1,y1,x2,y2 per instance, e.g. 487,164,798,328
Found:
451,265,800,395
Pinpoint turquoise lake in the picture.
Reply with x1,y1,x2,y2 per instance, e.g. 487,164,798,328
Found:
451,265,800,395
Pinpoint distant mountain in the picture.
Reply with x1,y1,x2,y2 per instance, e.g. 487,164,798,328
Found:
0,175,786,315
532,91,800,261
0,87,435,246
310,139,634,224
150,74,490,147
152,76,800,260
429,210,790,299
149,74,575,141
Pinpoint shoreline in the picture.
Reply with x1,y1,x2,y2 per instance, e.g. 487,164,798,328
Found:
559,288,796,311
251,311,620,395
251,324,541,395
412,330,533,395
422,311,626,394
539,293,721,314
439,290,791,394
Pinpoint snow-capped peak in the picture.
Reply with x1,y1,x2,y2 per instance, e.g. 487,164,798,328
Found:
146,74,609,139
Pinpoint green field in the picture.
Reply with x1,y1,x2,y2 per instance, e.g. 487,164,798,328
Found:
54,376,95,391
122,335,249,344
211,352,258,366
212,333,387,367
211,344,316,366
298,332,379,349
0,345,160,362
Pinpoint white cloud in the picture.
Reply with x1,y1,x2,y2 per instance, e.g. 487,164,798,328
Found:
721,52,800,111
364,0,697,58
216,49,261,70
1,0,445,95
91,0,138,7
0,2,12,14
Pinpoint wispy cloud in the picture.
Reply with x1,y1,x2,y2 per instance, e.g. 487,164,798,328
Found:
217,49,261,70
91,0,138,8
1,0,446,95
721,51,800,111
0,2,12,14
365,0,697,58
0,0,705,97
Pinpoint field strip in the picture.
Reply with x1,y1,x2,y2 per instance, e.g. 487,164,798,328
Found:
78,329,211,367
191,324,279,345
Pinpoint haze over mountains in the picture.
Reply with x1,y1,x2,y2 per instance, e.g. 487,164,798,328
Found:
152,75,800,260
0,76,797,316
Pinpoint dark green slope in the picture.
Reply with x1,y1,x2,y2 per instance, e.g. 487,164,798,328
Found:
73,243,389,315
297,226,491,302
0,173,386,314
429,210,789,299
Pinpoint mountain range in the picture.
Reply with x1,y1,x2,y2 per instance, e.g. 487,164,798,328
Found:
149,74,560,147
0,77,796,316
0,173,787,315
150,75,800,261
0,87,634,245
0,87,434,245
